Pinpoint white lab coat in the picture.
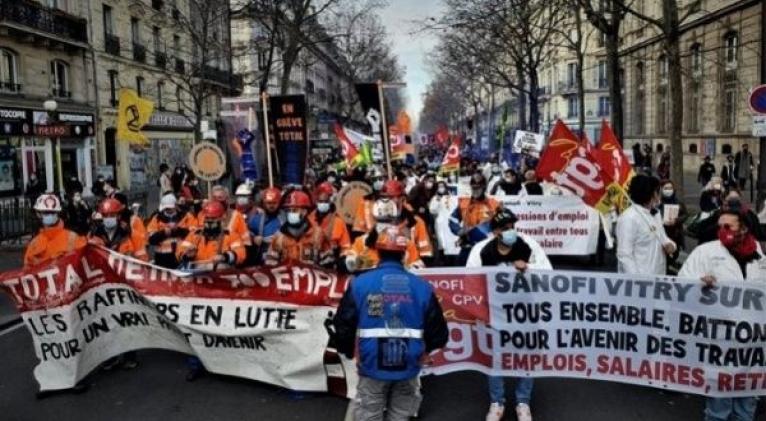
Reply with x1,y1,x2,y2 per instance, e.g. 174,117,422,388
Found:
679,240,766,282
429,194,460,256
615,204,675,275
466,233,553,270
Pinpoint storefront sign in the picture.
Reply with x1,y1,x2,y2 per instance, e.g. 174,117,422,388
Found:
0,107,32,136
34,125,71,137
0,108,93,138
147,112,194,131
189,141,226,181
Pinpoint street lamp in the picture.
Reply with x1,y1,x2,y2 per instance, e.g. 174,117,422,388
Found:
43,99,64,194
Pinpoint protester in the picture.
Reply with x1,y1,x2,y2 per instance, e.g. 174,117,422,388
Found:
721,154,737,189
25,172,45,200
696,189,766,244
631,143,644,170
679,207,764,421
264,190,334,267
491,169,522,196
658,180,687,273
656,152,670,180
449,174,498,264
353,166,387,235
381,180,433,262
697,156,716,187
62,189,91,235
171,165,186,195
466,207,551,421
407,171,437,231
159,163,173,195
521,169,543,196
333,224,448,421
486,163,503,193
24,193,87,268
308,182,351,267
429,179,460,266
146,194,194,269
615,175,676,275
734,143,754,190
234,183,259,265
248,187,283,265
642,143,653,174
699,177,724,213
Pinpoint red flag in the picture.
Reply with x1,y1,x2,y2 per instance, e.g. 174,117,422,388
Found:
537,120,614,212
594,120,633,186
334,123,361,165
440,136,461,174
435,126,450,148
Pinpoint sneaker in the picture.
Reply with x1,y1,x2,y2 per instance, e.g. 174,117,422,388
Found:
486,402,505,421
515,403,532,421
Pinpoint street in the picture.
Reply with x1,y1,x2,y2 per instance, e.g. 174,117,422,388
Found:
0,250,761,421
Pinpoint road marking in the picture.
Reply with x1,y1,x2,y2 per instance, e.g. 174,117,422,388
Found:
0,319,23,337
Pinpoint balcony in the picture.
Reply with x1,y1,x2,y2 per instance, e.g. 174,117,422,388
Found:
133,43,146,63
105,34,120,56
198,64,234,86
172,7,180,20
155,52,167,69
52,87,71,98
152,0,164,10
175,58,185,74
0,81,22,93
558,81,577,95
597,78,609,89
0,0,88,45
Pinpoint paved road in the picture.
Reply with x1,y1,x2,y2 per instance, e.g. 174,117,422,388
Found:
0,251,764,421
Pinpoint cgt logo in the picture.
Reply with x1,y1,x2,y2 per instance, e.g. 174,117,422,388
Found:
126,105,141,132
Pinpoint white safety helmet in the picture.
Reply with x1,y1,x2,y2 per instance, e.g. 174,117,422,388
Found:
235,183,253,197
369,166,385,179
159,193,177,211
33,194,62,212
372,198,400,222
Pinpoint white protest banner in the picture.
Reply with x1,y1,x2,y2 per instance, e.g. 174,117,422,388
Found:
5,247,766,399
512,130,545,156
420,267,766,398
494,195,600,255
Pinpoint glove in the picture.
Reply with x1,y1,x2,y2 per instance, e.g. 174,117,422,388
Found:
345,255,358,272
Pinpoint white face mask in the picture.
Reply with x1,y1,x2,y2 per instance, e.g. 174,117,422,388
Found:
437,186,447,195
286,211,302,225
317,202,331,214
373,180,384,191
327,177,336,184
662,189,674,198
103,217,118,230
41,214,59,227
236,197,250,206
425,181,434,190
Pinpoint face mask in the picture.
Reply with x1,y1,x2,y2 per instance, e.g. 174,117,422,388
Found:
41,214,59,227
204,223,222,237
662,189,674,198
287,211,302,226
471,188,484,199
713,184,722,191
236,197,250,207
425,182,434,190
317,202,331,214
504,176,513,182
501,229,518,246
492,168,501,175
162,210,176,219
718,227,740,249
373,180,384,191
437,186,447,195
328,177,336,184
103,217,118,230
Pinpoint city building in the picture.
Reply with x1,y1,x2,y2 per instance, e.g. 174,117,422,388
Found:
0,0,96,196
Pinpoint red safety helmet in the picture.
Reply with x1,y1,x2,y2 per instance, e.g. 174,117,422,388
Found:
315,182,335,199
375,225,408,252
283,190,313,209
202,200,227,220
98,198,125,215
381,180,404,198
262,187,282,204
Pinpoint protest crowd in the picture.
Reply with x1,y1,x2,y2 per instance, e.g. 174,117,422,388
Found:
7,117,766,421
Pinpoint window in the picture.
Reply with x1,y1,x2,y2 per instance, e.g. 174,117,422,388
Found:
173,35,181,54
108,70,118,106
50,60,69,97
176,87,183,113
597,32,606,48
725,32,738,68
205,96,211,116
657,89,667,134
657,144,664,153
689,143,698,154
153,27,162,52
658,54,668,84
46,0,67,10
567,96,579,118
598,60,608,88
567,63,577,89
257,49,268,70
598,96,610,117
690,43,702,77
634,62,645,135
136,76,144,97
636,61,645,86
0,48,19,92
722,144,732,155
157,81,164,110
131,18,140,45
688,82,701,133
103,5,113,35
722,79,737,132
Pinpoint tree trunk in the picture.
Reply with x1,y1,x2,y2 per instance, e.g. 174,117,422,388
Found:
577,50,586,137
280,46,298,95
516,63,527,131
528,70,540,133
664,1,685,199
605,30,624,143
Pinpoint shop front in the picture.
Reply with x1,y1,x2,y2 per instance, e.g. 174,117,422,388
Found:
0,107,95,197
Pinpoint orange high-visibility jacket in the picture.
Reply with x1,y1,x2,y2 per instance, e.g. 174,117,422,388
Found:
88,228,148,261
264,225,334,266
176,230,246,265
308,210,351,253
346,233,423,271
146,212,197,254
456,197,499,229
352,198,376,234
409,215,433,258
24,222,87,268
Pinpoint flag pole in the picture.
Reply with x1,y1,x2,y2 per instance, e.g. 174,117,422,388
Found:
377,81,393,180
261,92,274,188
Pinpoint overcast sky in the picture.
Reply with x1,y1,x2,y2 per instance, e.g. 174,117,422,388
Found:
378,0,444,127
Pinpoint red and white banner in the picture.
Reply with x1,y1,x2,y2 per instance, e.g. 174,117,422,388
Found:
2,247,764,398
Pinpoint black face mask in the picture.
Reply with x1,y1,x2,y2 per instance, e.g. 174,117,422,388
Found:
203,223,222,237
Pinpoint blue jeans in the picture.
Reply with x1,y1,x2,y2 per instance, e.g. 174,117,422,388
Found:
488,376,533,405
704,397,758,421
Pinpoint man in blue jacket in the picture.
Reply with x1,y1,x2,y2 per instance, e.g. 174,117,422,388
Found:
333,225,448,421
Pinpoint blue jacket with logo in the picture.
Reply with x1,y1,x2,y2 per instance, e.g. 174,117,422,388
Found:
333,260,448,381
